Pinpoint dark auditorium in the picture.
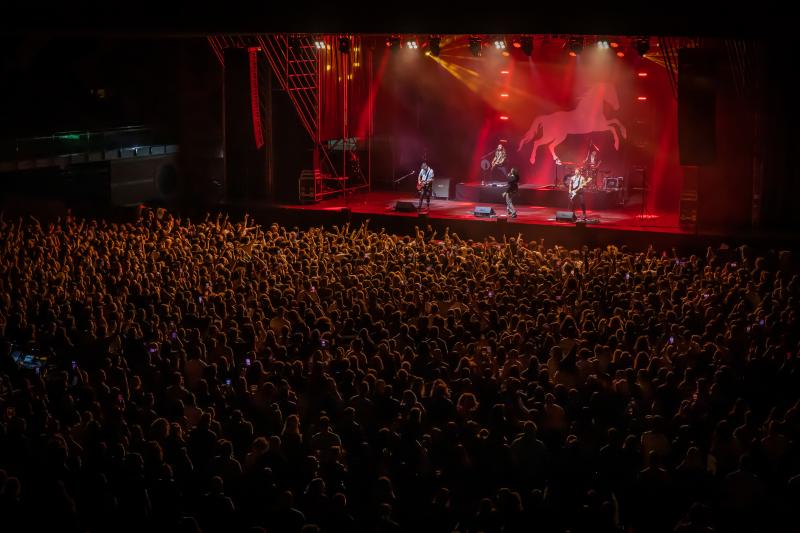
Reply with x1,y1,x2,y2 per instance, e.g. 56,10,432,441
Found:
1,4,799,533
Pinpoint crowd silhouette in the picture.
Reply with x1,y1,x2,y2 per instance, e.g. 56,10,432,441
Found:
0,208,798,532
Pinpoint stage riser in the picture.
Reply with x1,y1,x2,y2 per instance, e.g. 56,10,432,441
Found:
455,183,621,209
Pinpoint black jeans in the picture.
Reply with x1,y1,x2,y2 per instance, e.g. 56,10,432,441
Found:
569,191,586,217
418,183,432,208
492,165,508,180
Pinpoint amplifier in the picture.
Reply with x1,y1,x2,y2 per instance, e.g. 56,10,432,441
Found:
603,176,624,190
433,178,451,199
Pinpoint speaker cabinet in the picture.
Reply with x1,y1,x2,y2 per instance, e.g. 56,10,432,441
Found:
555,210,576,222
394,201,417,212
432,178,451,199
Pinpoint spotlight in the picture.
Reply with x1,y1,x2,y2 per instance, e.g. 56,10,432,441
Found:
567,36,582,56
406,39,418,49
520,37,533,57
616,50,625,57
512,39,522,49
429,36,440,57
468,37,482,57
610,41,619,48
314,38,326,50
339,37,351,54
634,37,650,57
596,40,609,49
494,38,506,50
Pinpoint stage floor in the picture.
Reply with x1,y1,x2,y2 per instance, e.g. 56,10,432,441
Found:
276,190,688,235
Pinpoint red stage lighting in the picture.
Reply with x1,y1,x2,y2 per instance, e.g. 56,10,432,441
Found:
500,70,509,74
638,72,648,77
637,96,648,101
500,93,509,98
512,41,521,48
499,115,509,120
616,51,625,57
610,41,619,48
568,51,577,57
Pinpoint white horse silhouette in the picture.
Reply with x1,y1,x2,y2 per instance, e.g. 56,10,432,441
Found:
518,82,627,165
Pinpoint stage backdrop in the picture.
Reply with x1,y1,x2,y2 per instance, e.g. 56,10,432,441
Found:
373,36,682,211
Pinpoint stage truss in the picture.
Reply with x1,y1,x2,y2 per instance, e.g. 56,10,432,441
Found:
208,34,372,202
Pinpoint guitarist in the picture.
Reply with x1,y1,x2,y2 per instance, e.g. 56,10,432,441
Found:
490,144,508,180
568,169,588,220
417,161,434,210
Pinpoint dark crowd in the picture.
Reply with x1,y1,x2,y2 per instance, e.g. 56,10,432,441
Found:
1,208,799,533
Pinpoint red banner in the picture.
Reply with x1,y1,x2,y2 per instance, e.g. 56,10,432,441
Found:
248,47,264,149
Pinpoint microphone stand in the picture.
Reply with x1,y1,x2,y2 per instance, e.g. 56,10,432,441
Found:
393,171,416,184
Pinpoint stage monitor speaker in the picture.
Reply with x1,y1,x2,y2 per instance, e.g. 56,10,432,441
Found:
678,48,717,165
433,178,450,199
395,201,417,212
473,206,495,217
555,211,576,222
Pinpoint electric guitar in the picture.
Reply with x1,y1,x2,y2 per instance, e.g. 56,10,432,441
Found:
569,173,590,200
417,177,433,192
491,154,506,170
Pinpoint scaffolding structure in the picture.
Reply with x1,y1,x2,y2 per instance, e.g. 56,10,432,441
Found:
208,34,372,202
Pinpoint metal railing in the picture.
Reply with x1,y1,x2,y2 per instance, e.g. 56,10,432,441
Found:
0,125,166,162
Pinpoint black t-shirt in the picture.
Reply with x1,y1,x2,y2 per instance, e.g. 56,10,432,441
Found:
507,172,519,193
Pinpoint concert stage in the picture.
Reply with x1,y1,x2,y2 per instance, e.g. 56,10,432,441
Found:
454,182,623,210
222,190,719,254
